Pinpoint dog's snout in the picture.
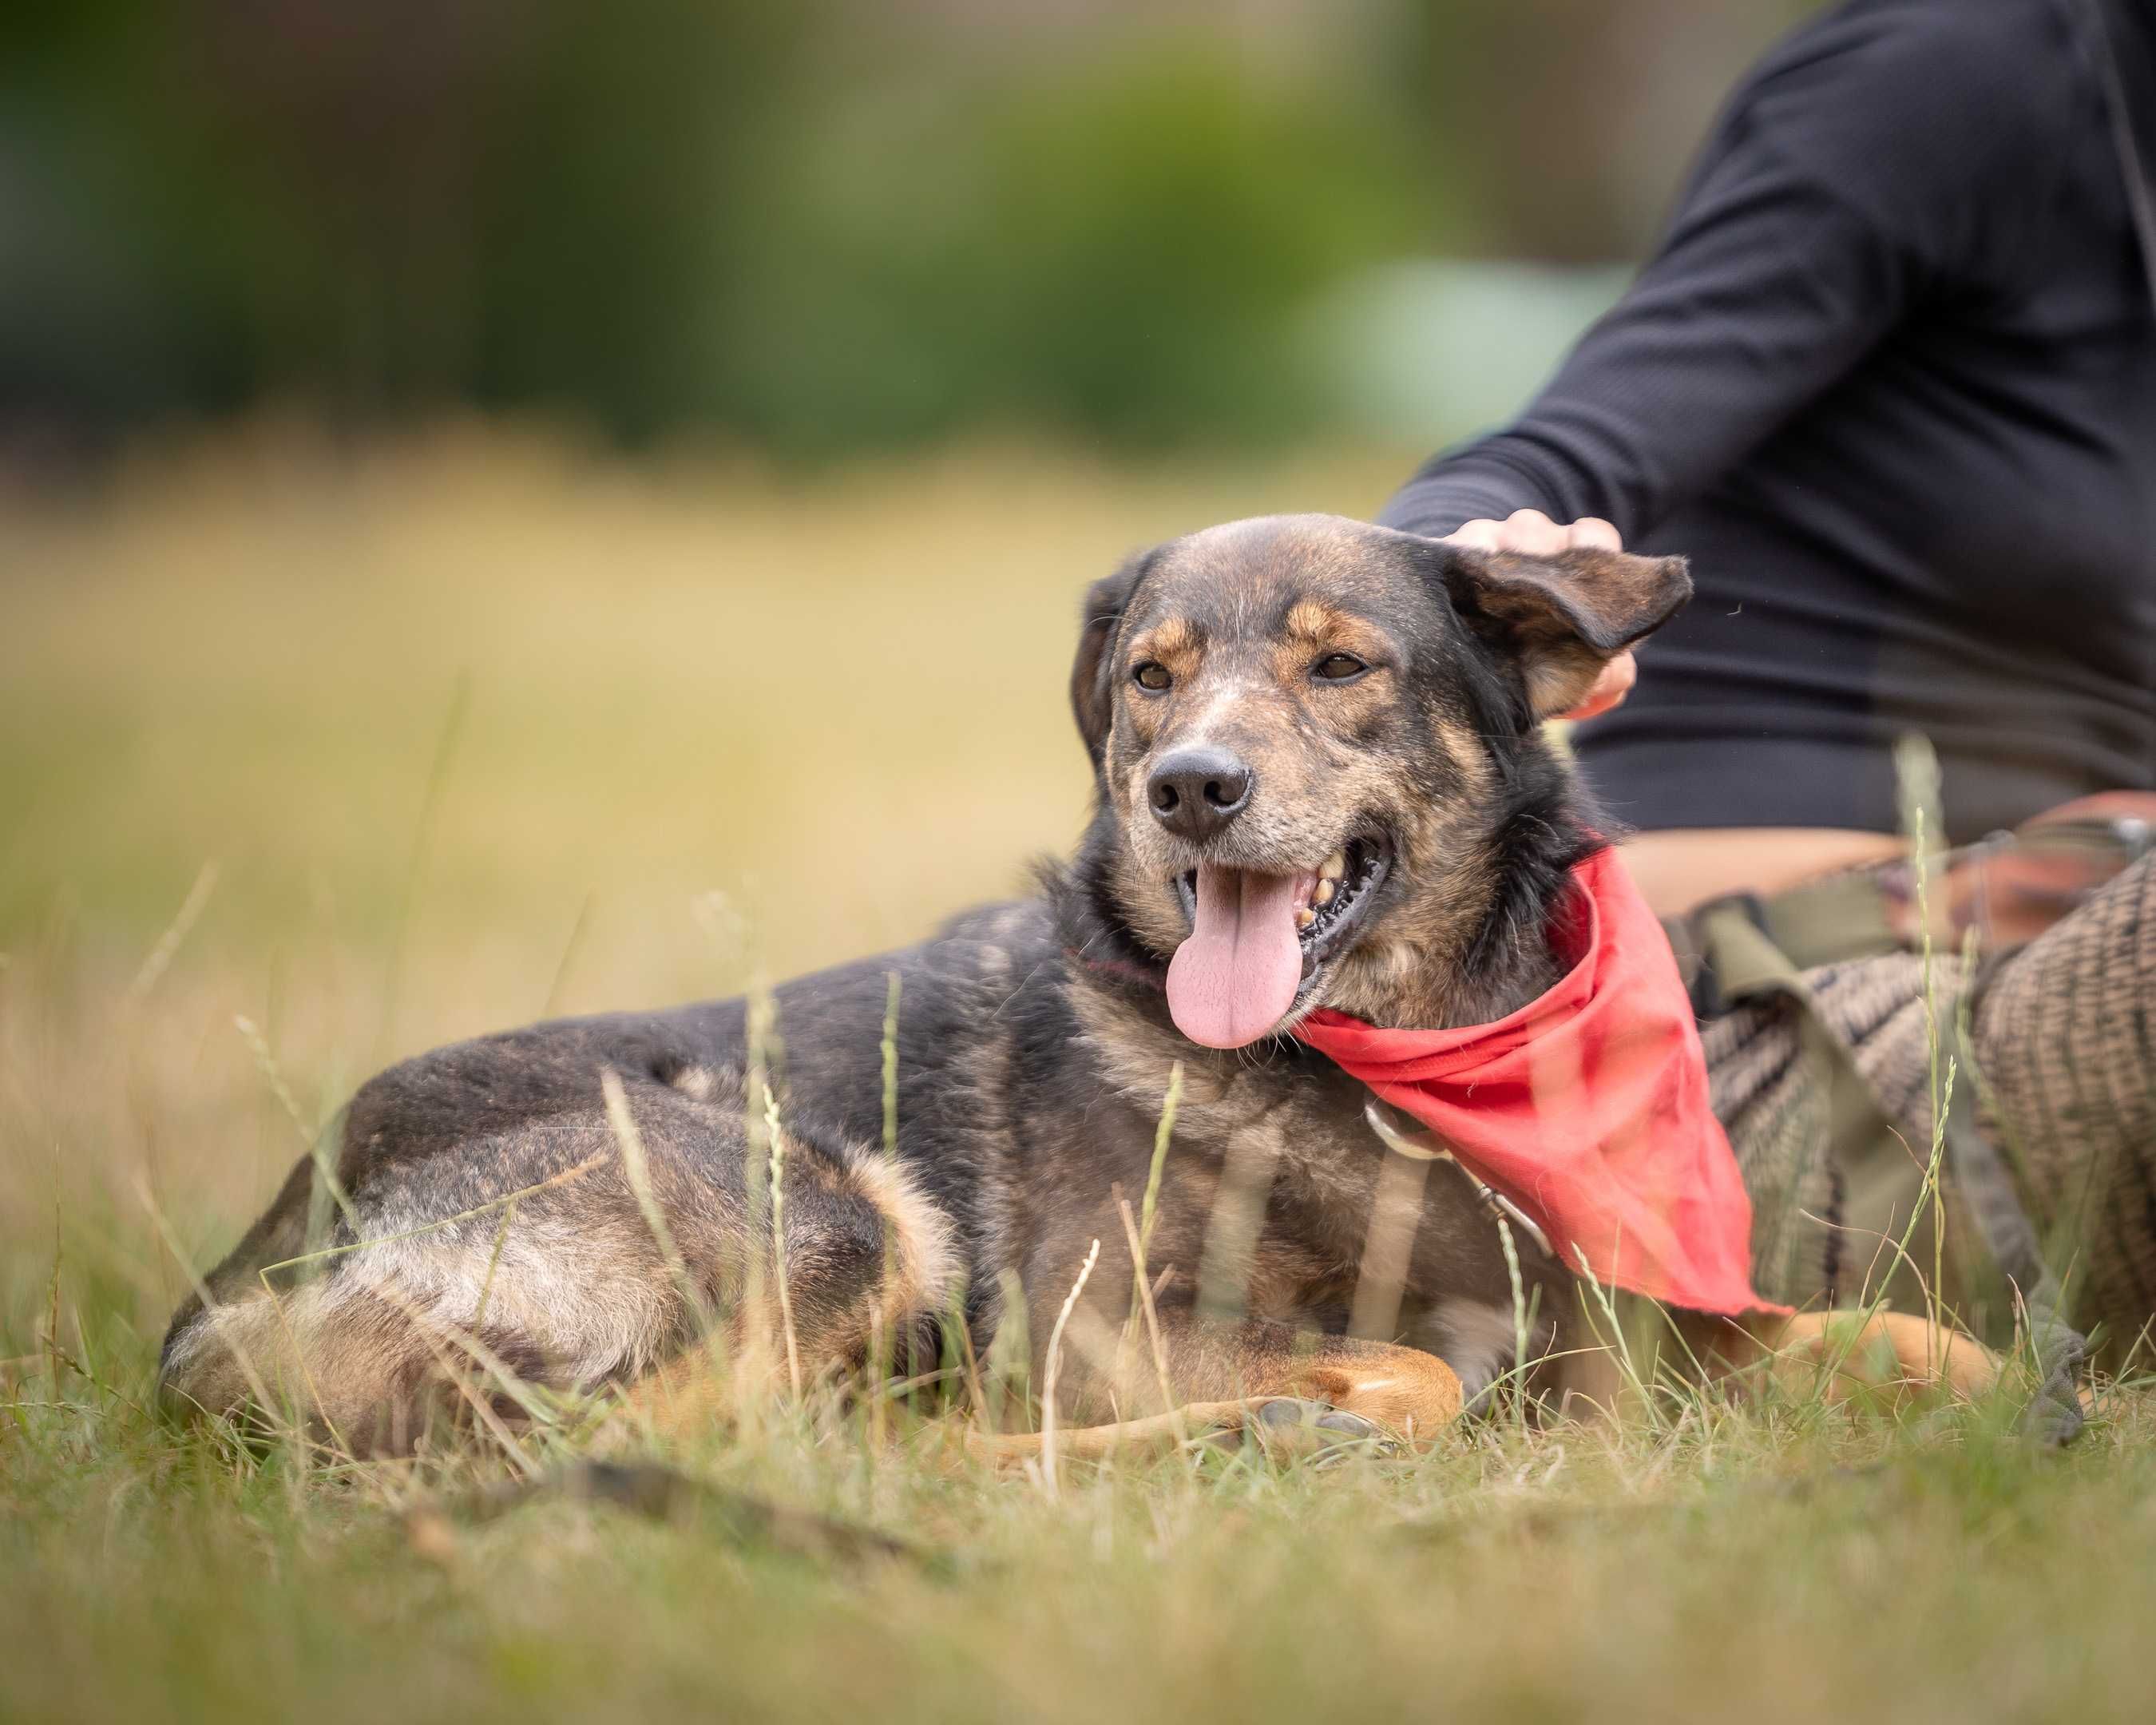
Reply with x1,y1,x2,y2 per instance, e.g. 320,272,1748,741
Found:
1147,746,1254,842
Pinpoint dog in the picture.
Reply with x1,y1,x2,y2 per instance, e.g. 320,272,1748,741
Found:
158,514,1997,1456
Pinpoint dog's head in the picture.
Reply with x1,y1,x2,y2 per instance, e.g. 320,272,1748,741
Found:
1068,513,1688,1047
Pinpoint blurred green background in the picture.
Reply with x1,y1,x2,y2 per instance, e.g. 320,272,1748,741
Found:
2,0,1811,462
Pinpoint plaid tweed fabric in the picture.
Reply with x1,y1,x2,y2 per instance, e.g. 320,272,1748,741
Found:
1701,854,2156,1361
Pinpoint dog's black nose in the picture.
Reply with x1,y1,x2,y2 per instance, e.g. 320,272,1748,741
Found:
1147,747,1254,842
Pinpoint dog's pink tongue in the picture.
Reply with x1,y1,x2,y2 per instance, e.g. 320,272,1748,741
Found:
1166,865,1306,1049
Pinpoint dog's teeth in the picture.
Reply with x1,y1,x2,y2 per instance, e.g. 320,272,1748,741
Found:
1319,851,1347,882
1313,878,1336,907
1294,906,1317,930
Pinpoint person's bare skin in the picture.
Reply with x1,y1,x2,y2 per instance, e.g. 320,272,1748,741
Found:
1618,827,1906,918
1447,510,1906,917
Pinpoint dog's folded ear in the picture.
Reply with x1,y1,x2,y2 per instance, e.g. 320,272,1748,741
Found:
1429,542,1691,720
1071,548,1158,768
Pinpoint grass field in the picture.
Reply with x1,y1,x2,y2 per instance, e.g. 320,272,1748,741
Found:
5,428,2153,1725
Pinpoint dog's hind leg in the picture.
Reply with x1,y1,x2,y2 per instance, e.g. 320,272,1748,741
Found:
607,1144,962,1445
158,1052,961,1455
1716,1308,2001,1406
1536,1300,2002,1424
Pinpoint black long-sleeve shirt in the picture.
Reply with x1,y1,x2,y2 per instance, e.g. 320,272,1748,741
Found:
1381,0,2156,844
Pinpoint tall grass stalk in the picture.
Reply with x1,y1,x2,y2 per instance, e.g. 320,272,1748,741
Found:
986,1267,1032,1436
882,971,902,1157
602,1068,697,1320
122,860,220,1013
133,1177,290,1450
1496,1214,1532,1434
876,972,910,1430
376,674,472,1066
1569,1246,1660,1428
1036,1237,1101,1500
764,1087,803,1400
1139,1061,1181,1254
1895,735,1954,1374
541,891,596,1018
470,1196,518,1334
742,981,778,1417
1125,1061,1181,1349
1116,1194,1181,1432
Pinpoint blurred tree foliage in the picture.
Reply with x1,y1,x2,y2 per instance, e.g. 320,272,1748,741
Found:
2,0,807,443
719,46,1419,451
0,0,1800,457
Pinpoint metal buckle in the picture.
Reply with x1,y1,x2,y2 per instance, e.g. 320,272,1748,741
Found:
2108,815,2152,862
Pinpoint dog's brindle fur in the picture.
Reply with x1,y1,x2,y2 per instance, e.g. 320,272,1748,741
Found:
159,515,1994,1454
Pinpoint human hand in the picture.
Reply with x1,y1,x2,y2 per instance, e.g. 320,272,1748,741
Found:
1443,510,1635,720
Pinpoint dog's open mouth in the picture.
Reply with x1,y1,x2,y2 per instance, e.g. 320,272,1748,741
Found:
1165,836,1393,1049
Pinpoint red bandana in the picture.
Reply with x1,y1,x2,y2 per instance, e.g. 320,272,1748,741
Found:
1294,847,1783,1317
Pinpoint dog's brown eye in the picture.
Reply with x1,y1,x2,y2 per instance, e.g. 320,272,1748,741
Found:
1132,661,1172,692
1311,653,1368,683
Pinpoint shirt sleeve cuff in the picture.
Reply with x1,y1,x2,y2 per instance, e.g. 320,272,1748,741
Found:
1373,470,1539,540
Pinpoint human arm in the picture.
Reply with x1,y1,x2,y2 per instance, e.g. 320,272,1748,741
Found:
1381,5,2048,545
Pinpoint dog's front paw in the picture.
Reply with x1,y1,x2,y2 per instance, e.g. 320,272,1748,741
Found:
1238,1397,1401,1460
1285,1347,1464,1441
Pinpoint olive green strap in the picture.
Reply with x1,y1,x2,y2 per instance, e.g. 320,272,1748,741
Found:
1688,898,2086,1443
1755,874,1900,970
1667,874,1899,1016
1691,900,1935,1315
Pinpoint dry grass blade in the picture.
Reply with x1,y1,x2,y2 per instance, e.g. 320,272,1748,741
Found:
397,1299,545,1479
1037,1237,1101,1498
1115,1194,1181,1436
600,1068,706,1332
234,1013,359,1239
376,673,472,1065
471,1196,517,1335
122,860,220,1013
740,982,779,1414
882,970,902,1157
1496,1212,1536,1430
763,1086,803,1400
133,1176,285,1441
1139,1060,1181,1255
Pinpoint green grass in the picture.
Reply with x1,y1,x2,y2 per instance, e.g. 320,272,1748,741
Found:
5,427,2154,1725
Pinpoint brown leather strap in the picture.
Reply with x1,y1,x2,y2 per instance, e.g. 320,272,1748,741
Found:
1673,795,2156,985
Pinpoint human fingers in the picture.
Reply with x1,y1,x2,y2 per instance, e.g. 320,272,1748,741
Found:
1500,509,1568,555
1559,650,1637,722
1444,513,1621,556
1443,518,1506,550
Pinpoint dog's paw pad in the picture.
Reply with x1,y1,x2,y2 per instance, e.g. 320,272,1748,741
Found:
1242,1398,1400,1459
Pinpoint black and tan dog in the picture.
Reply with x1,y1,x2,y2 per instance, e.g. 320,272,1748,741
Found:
159,515,1995,1454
